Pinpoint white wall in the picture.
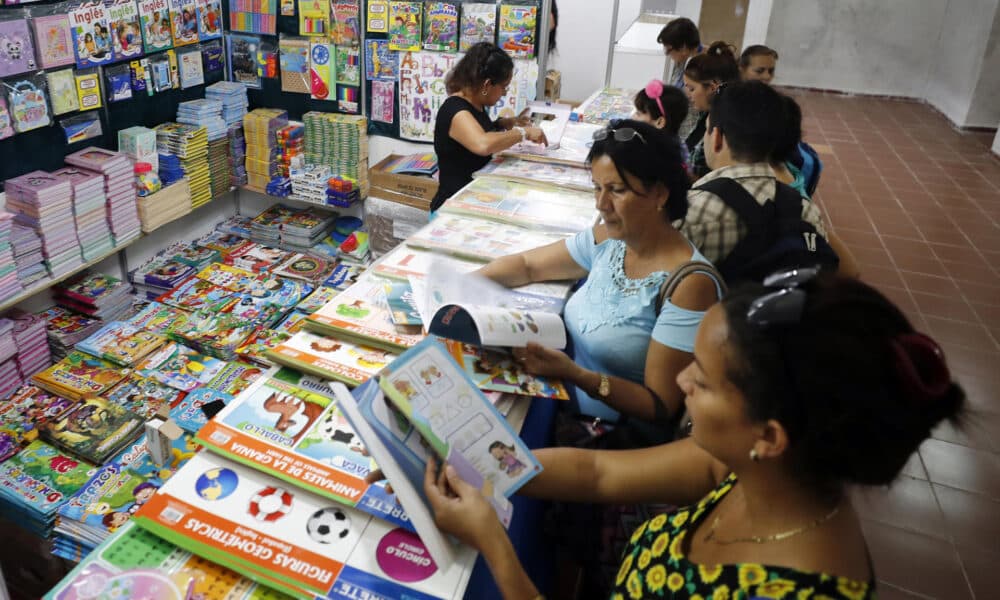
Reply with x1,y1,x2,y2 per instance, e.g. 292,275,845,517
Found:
963,4,1000,128
743,0,773,46
993,125,1000,155
547,0,617,101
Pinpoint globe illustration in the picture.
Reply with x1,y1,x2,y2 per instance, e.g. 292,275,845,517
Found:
195,468,239,501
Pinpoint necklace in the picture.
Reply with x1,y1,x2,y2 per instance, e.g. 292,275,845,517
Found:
703,503,841,545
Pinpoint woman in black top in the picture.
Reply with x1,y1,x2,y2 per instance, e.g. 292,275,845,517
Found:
431,42,548,212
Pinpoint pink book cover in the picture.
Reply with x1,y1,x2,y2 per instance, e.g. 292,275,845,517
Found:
64,147,127,172
31,14,76,69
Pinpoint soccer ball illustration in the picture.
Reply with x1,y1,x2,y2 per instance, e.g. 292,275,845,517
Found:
306,507,351,544
248,486,293,522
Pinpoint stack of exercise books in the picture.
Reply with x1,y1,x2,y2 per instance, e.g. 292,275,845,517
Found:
214,214,252,239
177,99,232,200
0,318,17,400
302,111,370,197
4,170,83,279
0,317,15,365
51,167,115,261
281,206,337,250
0,212,20,303
205,80,249,128
249,203,297,245
243,107,288,190
130,250,197,299
157,152,184,186
227,123,248,187
10,223,47,287
52,271,134,322
135,179,192,233
164,241,220,270
39,307,103,360
8,309,51,379
154,123,211,208
64,147,142,247
226,242,291,274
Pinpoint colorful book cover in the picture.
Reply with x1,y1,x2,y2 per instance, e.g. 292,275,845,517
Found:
297,0,329,36
0,440,98,515
41,397,145,464
131,254,196,288
383,280,422,326
169,386,233,433
372,244,478,281
195,0,222,40
330,0,361,46
46,69,81,116
31,14,76,69
305,276,424,352
137,342,226,391
75,70,104,111
274,254,336,284
422,2,457,52
197,230,254,258
126,301,189,335
57,466,158,535
334,45,360,85
296,285,339,314
309,40,333,100
104,373,185,419
138,0,174,53
167,310,259,359
227,243,291,273
0,18,37,77
57,271,128,306
76,321,166,367
168,243,219,267
497,3,536,58
279,35,310,93
444,339,568,399
266,329,394,387
205,360,265,396
156,276,236,313
31,351,128,401
169,0,199,46
459,2,496,51
364,39,398,81
0,386,74,463
69,1,115,68
407,214,569,263
193,262,258,293
106,0,143,61
440,176,598,233
42,307,100,340
235,328,290,365
387,1,422,51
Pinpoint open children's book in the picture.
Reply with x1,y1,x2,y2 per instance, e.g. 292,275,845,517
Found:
332,337,542,570
503,101,572,155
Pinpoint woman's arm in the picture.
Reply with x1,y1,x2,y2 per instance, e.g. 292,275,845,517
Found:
477,236,589,288
449,110,547,157
521,437,727,507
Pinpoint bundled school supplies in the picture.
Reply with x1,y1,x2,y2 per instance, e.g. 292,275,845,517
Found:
64,147,142,247
53,270,134,321
4,170,83,279
51,166,115,261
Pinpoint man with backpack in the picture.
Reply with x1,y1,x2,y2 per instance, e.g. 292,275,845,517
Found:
680,80,858,283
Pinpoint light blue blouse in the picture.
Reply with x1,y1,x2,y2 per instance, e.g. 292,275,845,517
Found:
563,228,720,421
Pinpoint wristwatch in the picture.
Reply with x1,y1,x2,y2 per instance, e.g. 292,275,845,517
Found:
513,126,527,143
597,374,610,398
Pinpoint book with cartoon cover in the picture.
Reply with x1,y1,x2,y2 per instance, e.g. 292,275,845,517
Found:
166,310,259,359
31,351,129,401
0,386,74,463
195,373,408,532
266,329,395,387
196,230,254,257
137,341,226,391
235,328,291,365
192,261,258,292
497,2,536,58
56,465,157,541
55,270,131,307
205,360,265,396
331,0,361,46
407,214,570,263
422,1,457,52
440,176,597,234
0,440,98,518
75,321,166,367
387,1,422,51
41,397,145,464
296,285,340,313
156,276,237,313
305,275,424,352
103,373,185,419
169,386,233,433
226,243,292,273
126,301,190,335
443,339,569,399
459,2,495,51
167,241,219,267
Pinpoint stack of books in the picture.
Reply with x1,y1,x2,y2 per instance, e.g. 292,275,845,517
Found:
51,166,115,261
0,212,20,302
302,111,370,197
0,357,20,400
31,350,127,402
129,250,197,299
227,123,248,187
4,170,82,279
0,316,15,364
226,243,291,273
0,319,19,399
7,309,51,379
52,270,134,322
243,108,288,190
158,152,184,186
249,204,297,245
177,99,232,199
64,147,142,247
135,179,192,232
163,241,220,270
0,385,74,462
39,306,103,360
10,223,47,287
214,214,252,238
40,397,145,464
205,81,249,128
75,321,165,368
281,206,337,250
154,123,211,208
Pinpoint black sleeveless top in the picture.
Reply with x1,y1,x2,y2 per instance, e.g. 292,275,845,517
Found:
431,95,502,211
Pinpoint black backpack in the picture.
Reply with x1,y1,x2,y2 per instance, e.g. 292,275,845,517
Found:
693,177,840,283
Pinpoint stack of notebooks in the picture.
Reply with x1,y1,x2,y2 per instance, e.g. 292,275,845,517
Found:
158,152,184,186
52,270,134,322
4,170,83,279
0,317,15,364
205,81,249,128
249,204,297,245
154,123,211,208
177,99,228,141
227,123,248,187
8,309,51,379
39,307,103,360
136,179,192,232
0,318,19,398
243,108,288,190
303,111,370,197
226,242,291,273
10,223,47,287
64,147,142,248
163,241,220,270
0,357,20,401
51,167,115,261
130,251,196,299
0,212,20,302
282,206,338,251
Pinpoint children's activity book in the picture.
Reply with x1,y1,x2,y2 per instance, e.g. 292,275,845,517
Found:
443,340,569,400
41,397,145,464
195,369,411,530
497,2,536,58
407,214,570,263
134,451,477,598
475,156,594,192
32,351,129,401
75,321,165,367
429,302,566,349
459,2,496,51
266,329,396,387
422,1,458,52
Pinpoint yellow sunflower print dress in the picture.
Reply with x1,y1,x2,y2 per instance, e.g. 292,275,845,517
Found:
610,474,875,599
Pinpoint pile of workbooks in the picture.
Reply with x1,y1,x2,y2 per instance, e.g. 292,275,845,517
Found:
53,270,134,322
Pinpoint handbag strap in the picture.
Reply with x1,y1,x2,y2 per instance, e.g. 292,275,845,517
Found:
655,260,728,315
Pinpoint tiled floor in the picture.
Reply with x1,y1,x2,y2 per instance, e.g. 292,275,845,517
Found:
790,89,1000,600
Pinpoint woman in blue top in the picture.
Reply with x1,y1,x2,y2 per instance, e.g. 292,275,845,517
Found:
478,119,722,432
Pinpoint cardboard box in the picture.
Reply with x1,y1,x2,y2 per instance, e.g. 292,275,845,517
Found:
545,69,562,101
369,154,439,203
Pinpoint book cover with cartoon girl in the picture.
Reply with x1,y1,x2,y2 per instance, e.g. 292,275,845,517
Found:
69,1,116,68
41,397,145,464
459,2,495,51
31,14,75,69
31,351,128,401
104,373,185,419
138,0,174,53
75,321,165,367
387,1,422,51
497,2,536,58
58,467,158,535
422,1,457,52
444,339,569,400
169,0,199,47
106,0,143,60
0,385,74,463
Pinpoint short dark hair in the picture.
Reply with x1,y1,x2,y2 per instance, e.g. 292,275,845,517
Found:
739,44,779,68
445,42,514,94
708,80,784,162
771,94,802,165
657,17,700,50
684,41,739,85
720,276,964,494
586,119,690,222
634,85,689,136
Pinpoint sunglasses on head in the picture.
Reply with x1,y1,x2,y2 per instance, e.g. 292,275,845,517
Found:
644,79,666,119
592,123,647,145
746,266,822,328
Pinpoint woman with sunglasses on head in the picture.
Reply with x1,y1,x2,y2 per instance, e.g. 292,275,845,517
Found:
683,41,740,178
431,42,548,213
422,270,964,600
479,119,723,447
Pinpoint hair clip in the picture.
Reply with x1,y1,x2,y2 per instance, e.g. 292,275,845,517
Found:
888,332,952,404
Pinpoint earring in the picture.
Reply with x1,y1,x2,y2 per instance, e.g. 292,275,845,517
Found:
482,89,489,96
749,449,759,462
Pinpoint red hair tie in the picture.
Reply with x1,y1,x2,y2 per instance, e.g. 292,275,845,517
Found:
889,333,952,403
